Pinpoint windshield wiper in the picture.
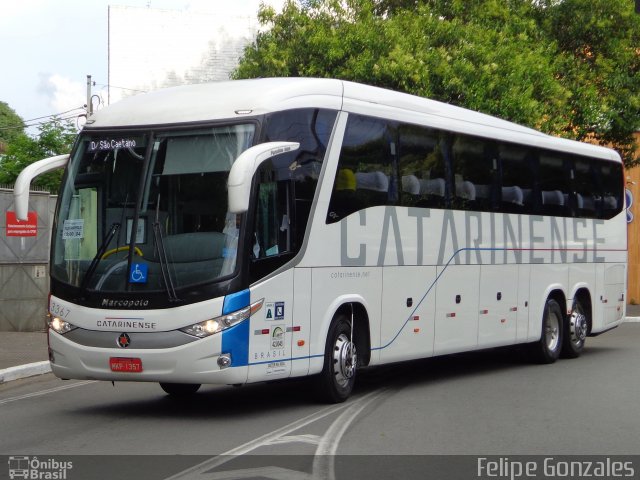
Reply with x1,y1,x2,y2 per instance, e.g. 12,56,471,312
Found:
80,223,120,293
152,221,179,302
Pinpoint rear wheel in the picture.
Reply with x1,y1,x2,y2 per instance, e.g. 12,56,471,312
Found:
529,298,563,364
160,383,201,397
561,298,588,358
316,315,357,403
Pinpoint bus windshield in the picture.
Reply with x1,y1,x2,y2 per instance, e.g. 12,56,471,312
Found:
51,124,255,293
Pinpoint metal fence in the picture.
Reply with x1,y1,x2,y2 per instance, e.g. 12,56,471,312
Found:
0,188,56,331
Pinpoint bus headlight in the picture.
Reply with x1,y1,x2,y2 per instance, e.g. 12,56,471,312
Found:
180,298,264,338
48,316,77,335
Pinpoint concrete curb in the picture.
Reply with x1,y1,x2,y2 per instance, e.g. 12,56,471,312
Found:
0,361,51,384
625,317,640,323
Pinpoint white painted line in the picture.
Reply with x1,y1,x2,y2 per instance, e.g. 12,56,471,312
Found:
0,380,97,406
196,466,311,480
0,361,51,384
266,434,321,446
165,390,386,480
313,390,387,480
164,403,348,480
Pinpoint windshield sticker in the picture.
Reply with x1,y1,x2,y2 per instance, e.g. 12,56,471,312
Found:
62,219,84,239
88,138,138,152
129,263,148,284
126,218,146,244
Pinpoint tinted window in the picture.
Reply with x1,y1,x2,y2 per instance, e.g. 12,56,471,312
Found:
398,124,448,209
251,108,337,281
451,135,497,211
596,160,623,219
327,115,623,222
499,143,535,213
327,115,397,223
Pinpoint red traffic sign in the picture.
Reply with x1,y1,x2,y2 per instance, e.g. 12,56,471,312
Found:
6,211,37,237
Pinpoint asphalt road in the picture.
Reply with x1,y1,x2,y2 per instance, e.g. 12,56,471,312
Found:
1,323,639,480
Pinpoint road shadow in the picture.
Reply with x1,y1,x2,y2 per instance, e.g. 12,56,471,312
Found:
71,343,552,419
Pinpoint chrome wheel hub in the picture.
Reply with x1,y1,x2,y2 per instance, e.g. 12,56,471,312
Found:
333,333,356,388
570,310,587,343
545,313,560,351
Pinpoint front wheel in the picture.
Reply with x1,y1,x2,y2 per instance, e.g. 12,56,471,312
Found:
529,298,563,364
561,299,588,358
316,315,357,403
160,382,201,397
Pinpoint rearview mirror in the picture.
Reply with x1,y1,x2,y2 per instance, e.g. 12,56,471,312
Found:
227,142,300,214
13,154,69,220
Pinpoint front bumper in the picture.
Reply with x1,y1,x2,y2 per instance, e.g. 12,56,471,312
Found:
48,329,249,385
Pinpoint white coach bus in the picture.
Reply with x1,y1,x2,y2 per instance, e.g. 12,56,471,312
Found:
15,78,626,402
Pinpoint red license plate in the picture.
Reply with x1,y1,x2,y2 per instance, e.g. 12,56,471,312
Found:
110,357,143,372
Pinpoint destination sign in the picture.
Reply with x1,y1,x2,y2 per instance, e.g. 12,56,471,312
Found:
87,138,138,152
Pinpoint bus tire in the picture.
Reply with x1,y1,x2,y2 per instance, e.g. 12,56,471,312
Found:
316,314,357,403
160,382,201,397
529,298,563,364
561,298,588,358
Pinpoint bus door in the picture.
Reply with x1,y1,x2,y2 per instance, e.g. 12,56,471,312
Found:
246,165,297,382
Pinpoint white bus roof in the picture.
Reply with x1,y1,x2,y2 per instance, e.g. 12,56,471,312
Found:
86,77,620,162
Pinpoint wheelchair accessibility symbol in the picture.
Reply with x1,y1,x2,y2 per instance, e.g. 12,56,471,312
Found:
129,263,148,283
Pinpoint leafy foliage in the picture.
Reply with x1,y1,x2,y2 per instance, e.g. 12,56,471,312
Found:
0,118,76,192
0,102,24,147
234,0,640,165
539,0,640,162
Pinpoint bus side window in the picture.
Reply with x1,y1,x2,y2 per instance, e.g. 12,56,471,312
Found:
499,143,534,214
398,123,444,209
596,161,623,219
451,134,497,212
327,114,396,223
538,153,573,217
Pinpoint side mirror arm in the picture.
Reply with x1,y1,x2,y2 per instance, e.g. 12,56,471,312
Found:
13,154,69,220
227,142,300,214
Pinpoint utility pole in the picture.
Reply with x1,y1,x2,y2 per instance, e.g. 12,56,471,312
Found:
86,74,93,116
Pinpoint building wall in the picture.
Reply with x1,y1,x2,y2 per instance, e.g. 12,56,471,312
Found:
626,132,640,304
107,5,262,105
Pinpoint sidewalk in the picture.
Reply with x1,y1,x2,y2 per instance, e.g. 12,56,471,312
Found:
1,307,640,384
0,331,50,384
626,304,640,318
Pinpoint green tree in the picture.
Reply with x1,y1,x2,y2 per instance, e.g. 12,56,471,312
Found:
0,102,25,147
0,117,76,192
234,0,640,164
538,0,640,164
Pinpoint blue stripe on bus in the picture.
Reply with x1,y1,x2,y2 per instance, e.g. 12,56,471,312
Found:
223,289,250,315
371,244,623,351
222,320,250,367
371,246,497,351
248,354,324,367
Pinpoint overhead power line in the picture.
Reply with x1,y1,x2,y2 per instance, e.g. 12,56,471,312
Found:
94,83,147,94
21,107,86,124
0,107,85,132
